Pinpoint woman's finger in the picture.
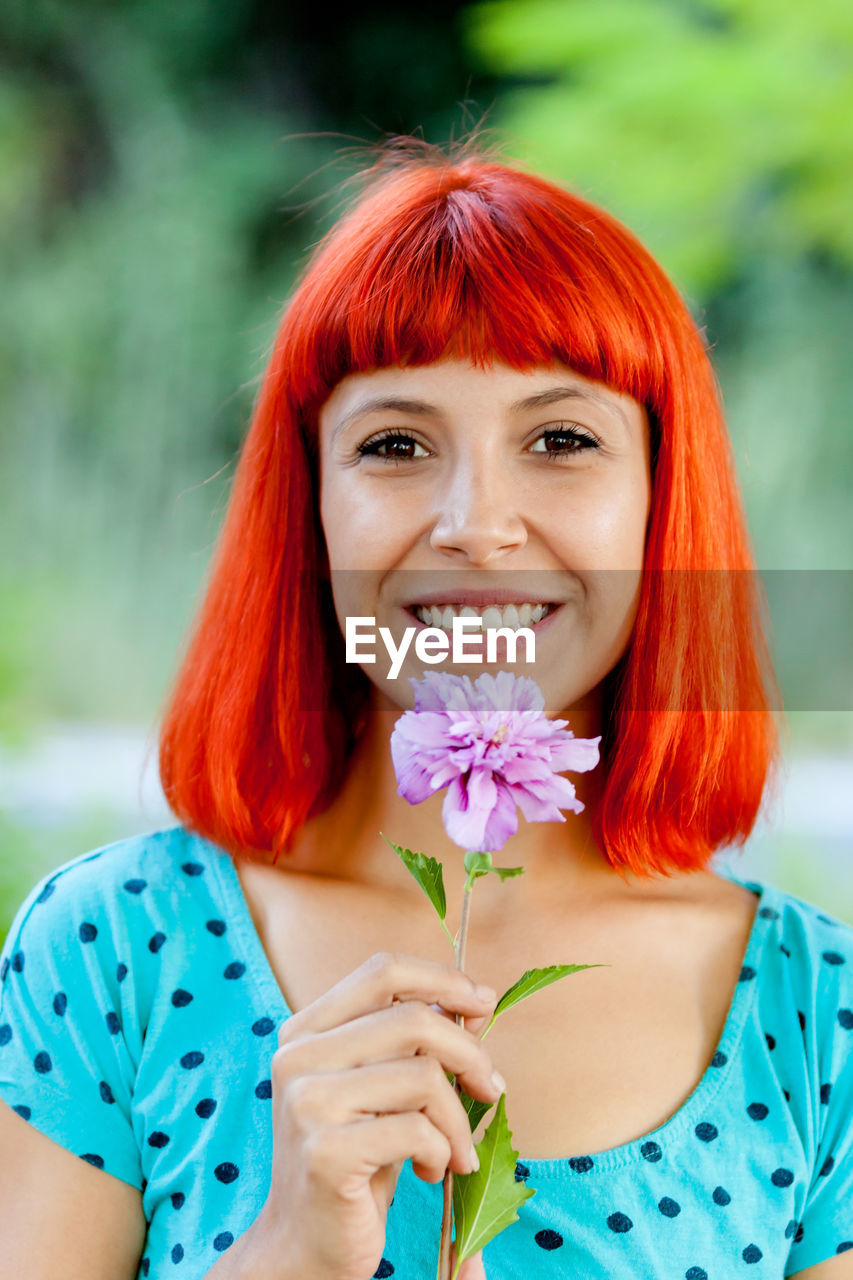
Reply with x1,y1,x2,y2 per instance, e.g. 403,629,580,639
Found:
276,999,502,1102
278,1056,480,1174
279,951,496,1039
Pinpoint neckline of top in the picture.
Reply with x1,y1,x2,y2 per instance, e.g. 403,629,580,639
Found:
207,843,775,1175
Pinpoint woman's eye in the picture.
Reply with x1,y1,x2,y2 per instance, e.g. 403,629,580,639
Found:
356,431,430,462
530,425,599,460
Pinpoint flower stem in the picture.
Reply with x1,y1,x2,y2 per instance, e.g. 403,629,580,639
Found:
437,876,476,1280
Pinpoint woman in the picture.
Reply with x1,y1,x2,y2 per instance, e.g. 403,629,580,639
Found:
1,146,851,1280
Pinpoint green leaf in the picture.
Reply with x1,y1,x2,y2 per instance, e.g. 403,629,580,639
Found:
451,1093,535,1274
458,1084,495,1135
383,835,454,945
463,849,524,892
481,964,610,1037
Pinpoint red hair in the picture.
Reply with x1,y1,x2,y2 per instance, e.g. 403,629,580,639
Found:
158,145,778,878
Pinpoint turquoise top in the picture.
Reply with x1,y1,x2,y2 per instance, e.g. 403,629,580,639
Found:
1,825,852,1278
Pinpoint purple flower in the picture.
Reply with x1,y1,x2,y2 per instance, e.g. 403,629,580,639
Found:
390,671,600,852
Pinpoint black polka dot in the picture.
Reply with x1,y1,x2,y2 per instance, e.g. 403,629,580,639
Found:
817,914,838,926
206,919,227,936
171,1243,184,1263
13,1104,31,1121
838,1242,853,1253
820,1082,832,1105
739,965,757,981
838,1009,853,1030
53,992,68,1016
224,962,245,980
658,1197,681,1217
180,1051,204,1069
0,958,9,981
794,1224,804,1243
822,951,845,966
747,1102,769,1121
798,1010,806,1031
695,1122,718,1142
0,1024,11,1046
171,989,194,1008
171,1192,185,1209
514,1161,530,1181
255,1079,272,1100
771,1167,793,1187
196,1098,217,1119
36,882,56,904
534,1229,563,1250
819,1155,835,1177
149,932,166,954
780,943,791,958
79,923,97,944
214,1162,239,1184
116,963,128,983
569,1156,594,1173
784,1220,798,1239
607,1212,633,1233
214,1232,234,1252
712,1186,731,1206
12,951,25,973
252,1017,275,1037
743,1243,762,1263
783,1089,791,1102
373,1261,394,1278
182,861,205,876
141,1261,150,1276
123,879,147,895
148,1131,170,1149
710,1050,727,1067
105,1011,121,1035
758,906,779,920
765,1033,776,1050
81,1153,104,1169
641,1141,662,1162
686,1269,708,1280
100,1081,115,1104
34,1051,52,1074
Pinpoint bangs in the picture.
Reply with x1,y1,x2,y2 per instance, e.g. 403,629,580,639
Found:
286,164,672,420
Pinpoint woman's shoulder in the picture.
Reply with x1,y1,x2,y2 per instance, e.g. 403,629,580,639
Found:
1,825,230,973
719,865,853,1038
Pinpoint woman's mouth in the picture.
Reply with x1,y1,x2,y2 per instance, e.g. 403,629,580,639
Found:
405,602,560,632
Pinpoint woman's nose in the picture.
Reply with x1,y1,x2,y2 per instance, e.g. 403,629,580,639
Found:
428,460,527,563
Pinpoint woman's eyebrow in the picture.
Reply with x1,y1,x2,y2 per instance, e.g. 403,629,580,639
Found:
331,396,441,440
511,385,630,429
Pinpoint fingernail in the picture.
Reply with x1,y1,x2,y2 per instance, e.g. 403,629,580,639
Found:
469,1144,480,1172
490,1070,506,1094
476,984,497,1004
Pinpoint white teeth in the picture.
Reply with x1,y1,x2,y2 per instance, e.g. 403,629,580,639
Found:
412,602,553,631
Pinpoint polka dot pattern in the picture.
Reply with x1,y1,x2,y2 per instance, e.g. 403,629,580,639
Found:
0,832,851,1278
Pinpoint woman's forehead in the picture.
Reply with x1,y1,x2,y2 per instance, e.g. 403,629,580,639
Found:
318,357,646,431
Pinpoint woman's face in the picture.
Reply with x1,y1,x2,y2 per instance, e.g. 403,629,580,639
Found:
317,357,651,718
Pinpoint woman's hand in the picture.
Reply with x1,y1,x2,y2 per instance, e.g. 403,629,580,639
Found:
244,951,502,1280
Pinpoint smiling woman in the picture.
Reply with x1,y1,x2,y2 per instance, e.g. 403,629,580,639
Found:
1,142,852,1280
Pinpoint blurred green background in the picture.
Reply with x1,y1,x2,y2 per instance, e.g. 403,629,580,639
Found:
2,0,852,942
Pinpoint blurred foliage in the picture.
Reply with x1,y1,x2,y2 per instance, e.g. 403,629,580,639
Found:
465,0,853,293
